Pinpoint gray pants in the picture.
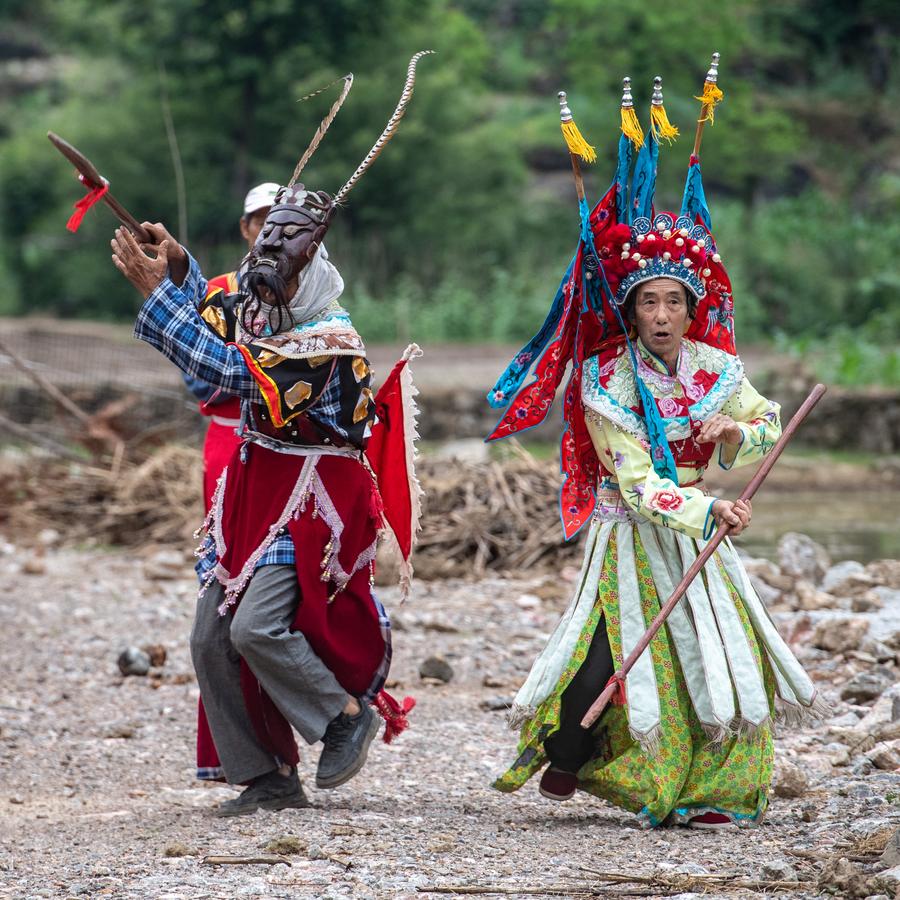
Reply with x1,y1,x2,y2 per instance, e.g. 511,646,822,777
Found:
190,564,348,784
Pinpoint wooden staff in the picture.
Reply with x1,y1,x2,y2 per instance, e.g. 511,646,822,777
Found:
47,131,151,242
691,52,722,159
581,382,827,730
557,91,594,203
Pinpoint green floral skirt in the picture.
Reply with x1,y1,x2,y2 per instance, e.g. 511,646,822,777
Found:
494,528,776,828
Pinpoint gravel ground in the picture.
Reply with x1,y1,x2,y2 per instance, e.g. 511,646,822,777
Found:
1,545,899,900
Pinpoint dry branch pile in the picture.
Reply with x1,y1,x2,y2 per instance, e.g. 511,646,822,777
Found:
0,444,581,576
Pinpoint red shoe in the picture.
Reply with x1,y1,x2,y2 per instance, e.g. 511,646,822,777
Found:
539,767,577,801
688,811,734,830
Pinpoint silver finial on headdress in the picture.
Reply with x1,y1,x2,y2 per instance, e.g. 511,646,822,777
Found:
558,91,573,123
651,76,664,107
621,76,634,109
706,52,720,84
334,50,434,205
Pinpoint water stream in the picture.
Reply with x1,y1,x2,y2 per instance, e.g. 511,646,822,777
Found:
731,490,898,563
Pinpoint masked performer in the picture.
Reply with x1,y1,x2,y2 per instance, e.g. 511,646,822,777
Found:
489,60,825,829
110,58,427,816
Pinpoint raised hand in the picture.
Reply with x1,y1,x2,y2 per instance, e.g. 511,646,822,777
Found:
696,413,742,446
111,226,170,298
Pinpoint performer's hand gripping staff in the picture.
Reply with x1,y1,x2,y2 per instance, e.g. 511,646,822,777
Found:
581,383,828,731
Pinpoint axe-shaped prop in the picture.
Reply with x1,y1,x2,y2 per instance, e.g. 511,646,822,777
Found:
47,131,150,242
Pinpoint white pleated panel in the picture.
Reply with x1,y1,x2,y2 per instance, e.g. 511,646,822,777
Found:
510,520,613,717
670,533,736,728
616,523,662,745
701,548,770,728
639,524,726,734
717,539,818,707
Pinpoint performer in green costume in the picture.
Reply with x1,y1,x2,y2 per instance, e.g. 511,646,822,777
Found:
488,58,826,829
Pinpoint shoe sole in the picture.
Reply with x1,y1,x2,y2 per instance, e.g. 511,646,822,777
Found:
687,820,734,830
539,786,576,801
215,793,309,818
316,713,381,789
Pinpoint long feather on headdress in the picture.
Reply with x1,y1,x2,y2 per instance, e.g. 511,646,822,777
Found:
334,50,435,204
288,74,354,187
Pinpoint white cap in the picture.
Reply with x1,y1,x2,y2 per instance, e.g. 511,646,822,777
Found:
243,182,280,216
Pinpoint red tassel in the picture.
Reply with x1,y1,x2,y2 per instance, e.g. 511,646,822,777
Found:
374,690,415,743
369,480,385,530
66,174,109,233
607,673,627,707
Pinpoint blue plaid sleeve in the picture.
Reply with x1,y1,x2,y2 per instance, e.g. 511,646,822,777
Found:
134,254,262,401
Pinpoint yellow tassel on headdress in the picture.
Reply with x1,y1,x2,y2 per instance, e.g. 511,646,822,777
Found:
695,81,724,124
620,105,644,150
560,119,596,163
650,103,679,144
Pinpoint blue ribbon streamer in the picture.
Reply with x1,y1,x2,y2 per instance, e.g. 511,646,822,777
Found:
631,131,659,221
486,253,576,408
681,160,712,229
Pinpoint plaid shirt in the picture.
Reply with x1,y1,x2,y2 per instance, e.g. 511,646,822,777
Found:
135,255,357,574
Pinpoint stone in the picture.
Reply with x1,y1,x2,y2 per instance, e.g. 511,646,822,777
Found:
38,528,61,546
744,558,795,592
773,759,808,798
22,558,47,576
866,740,900,771
795,579,839,611
841,669,895,704
760,860,798,882
117,647,151,677
419,656,454,683
812,616,869,653
800,801,819,822
868,559,900,589
871,865,900,895
852,591,885,613
749,576,782,608
824,742,851,766
146,549,186,580
163,843,197,858
264,836,308,855
817,857,868,898
822,560,867,593
141,644,167,668
860,638,896,663
777,532,831,585
479,696,512,712
881,829,900,868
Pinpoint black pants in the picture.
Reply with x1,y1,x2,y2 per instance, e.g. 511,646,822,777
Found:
543,616,614,773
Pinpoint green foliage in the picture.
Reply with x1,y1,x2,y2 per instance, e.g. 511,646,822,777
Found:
0,0,898,378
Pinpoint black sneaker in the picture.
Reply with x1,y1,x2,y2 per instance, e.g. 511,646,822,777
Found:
215,768,309,817
316,703,380,789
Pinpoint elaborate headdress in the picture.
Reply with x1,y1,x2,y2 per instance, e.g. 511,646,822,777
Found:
487,54,734,539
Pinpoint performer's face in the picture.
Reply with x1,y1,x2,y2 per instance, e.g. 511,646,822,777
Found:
239,186,333,336
239,207,270,249
632,278,692,368
247,206,326,300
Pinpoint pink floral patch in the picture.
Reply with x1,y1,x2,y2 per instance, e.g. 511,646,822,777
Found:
658,396,681,418
646,487,686,514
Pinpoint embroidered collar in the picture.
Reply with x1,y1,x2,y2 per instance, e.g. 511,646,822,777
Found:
582,339,744,442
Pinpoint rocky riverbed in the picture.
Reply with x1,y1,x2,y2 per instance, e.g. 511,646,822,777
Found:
1,535,900,899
